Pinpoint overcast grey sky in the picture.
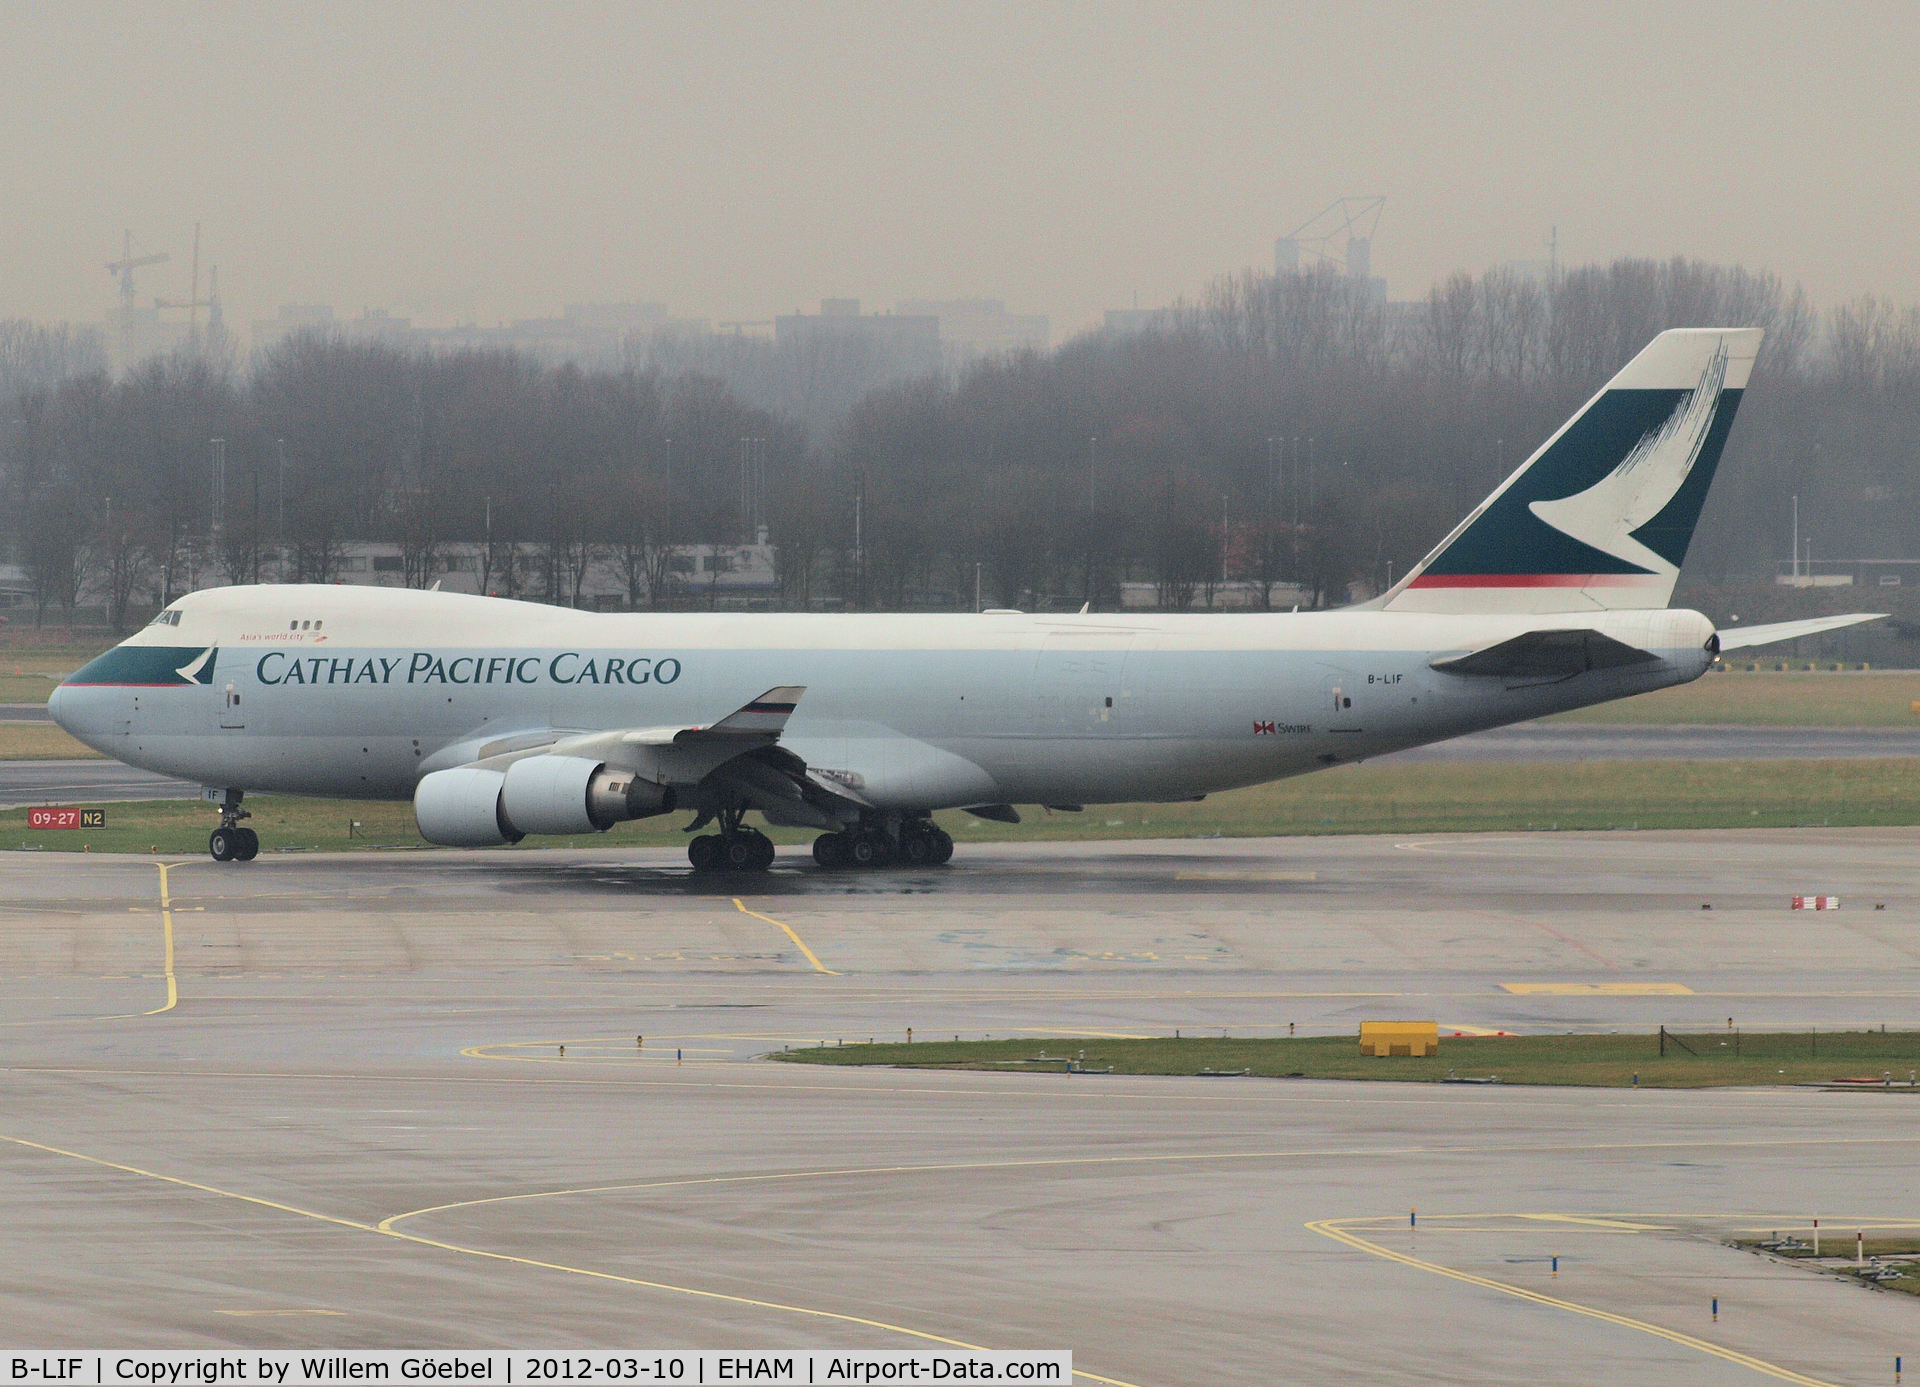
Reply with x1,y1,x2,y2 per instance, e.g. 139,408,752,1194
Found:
3,1,1916,337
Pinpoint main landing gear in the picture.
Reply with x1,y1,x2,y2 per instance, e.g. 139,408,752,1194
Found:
207,788,259,863
811,816,953,871
686,806,775,873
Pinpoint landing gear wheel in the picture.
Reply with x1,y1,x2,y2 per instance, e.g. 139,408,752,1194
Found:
812,833,849,869
847,831,891,869
234,827,260,861
899,829,932,866
927,826,954,865
209,827,238,862
745,830,776,871
722,835,758,871
687,834,721,872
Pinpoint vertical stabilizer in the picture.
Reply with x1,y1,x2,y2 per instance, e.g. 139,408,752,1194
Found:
1383,328,1761,614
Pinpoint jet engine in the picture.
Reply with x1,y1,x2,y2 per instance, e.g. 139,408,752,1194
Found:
413,757,676,846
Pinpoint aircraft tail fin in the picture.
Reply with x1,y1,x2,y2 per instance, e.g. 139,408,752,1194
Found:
1382,328,1762,614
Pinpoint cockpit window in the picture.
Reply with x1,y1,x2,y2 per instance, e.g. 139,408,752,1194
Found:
148,610,182,627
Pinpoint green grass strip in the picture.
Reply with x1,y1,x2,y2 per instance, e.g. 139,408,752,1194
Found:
773,1032,1920,1089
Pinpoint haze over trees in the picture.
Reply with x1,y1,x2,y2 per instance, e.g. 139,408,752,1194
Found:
2,256,1917,632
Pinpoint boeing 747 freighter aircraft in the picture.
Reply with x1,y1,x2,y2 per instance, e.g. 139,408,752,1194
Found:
50,328,1876,871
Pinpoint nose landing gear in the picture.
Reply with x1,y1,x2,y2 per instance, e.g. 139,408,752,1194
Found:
207,788,259,863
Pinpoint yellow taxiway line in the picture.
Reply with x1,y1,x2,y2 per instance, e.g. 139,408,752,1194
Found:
1306,1214,1838,1386
733,897,839,975
0,1130,1134,1387
145,862,179,1015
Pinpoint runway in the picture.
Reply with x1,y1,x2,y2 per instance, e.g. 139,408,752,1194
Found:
1380,722,1920,762
8,724,1920,810
2,832,1919,1383
0,757,198,807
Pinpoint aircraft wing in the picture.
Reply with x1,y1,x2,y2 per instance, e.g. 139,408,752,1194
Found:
542,686,856,831
1430,628,1660,679
547,686,804,761
1714,614,1884,651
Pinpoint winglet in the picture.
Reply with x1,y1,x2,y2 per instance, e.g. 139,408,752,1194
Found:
699,686,805,738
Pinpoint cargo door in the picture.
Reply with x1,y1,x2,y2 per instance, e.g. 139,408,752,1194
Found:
1033,630,1135,736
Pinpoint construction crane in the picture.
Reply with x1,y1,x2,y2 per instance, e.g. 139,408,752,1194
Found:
105,230,169,316
153,222,212,344
1275,197,1386,279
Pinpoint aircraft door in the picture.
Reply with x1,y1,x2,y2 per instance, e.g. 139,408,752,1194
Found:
1033,630,1135,736
1327,669,1363,734
220,681,246,730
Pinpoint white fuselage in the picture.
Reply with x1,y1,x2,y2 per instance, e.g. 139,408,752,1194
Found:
51,586,1715,812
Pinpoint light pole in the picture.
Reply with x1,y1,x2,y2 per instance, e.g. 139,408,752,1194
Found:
1086,435,1099,607
276,438,288,580
209,437,226,552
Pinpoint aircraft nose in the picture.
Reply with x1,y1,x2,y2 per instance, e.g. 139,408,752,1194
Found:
47,681,75,734
47,680,110,749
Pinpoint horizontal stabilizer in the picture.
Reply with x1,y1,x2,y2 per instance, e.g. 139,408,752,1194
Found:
1715,614,1884,651
1431,628,1659,679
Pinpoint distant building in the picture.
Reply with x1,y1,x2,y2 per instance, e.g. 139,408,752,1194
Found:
774,299,940,374
249,301,700,365
1102,307,1169,336
1776,558,1920,589
106,306,190,371
340,309,414,345
0,563,32,610
897,298,1048,367
53,537,781,616
251,305,337,353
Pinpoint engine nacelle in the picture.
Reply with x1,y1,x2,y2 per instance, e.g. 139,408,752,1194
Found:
413,766,523,847
416,756,678,845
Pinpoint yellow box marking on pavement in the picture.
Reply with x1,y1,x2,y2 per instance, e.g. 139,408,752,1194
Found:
1307,1214,1837,1387
0,1131,1138,1387
733,897,840,975
1500,982,1693,996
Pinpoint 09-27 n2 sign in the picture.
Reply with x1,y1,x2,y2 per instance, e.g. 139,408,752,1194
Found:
28,808,106,830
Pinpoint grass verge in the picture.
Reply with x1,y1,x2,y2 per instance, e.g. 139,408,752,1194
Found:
1729,1235,1920,1295
9,756,1920,852
772,1032,1920,1089
0,639,102,703
0,724,102,759
1552,667,1920,726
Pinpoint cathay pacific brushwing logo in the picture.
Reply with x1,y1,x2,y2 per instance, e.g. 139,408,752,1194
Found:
1528,343,1729,576
63,644,218,687
175,648,216,684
